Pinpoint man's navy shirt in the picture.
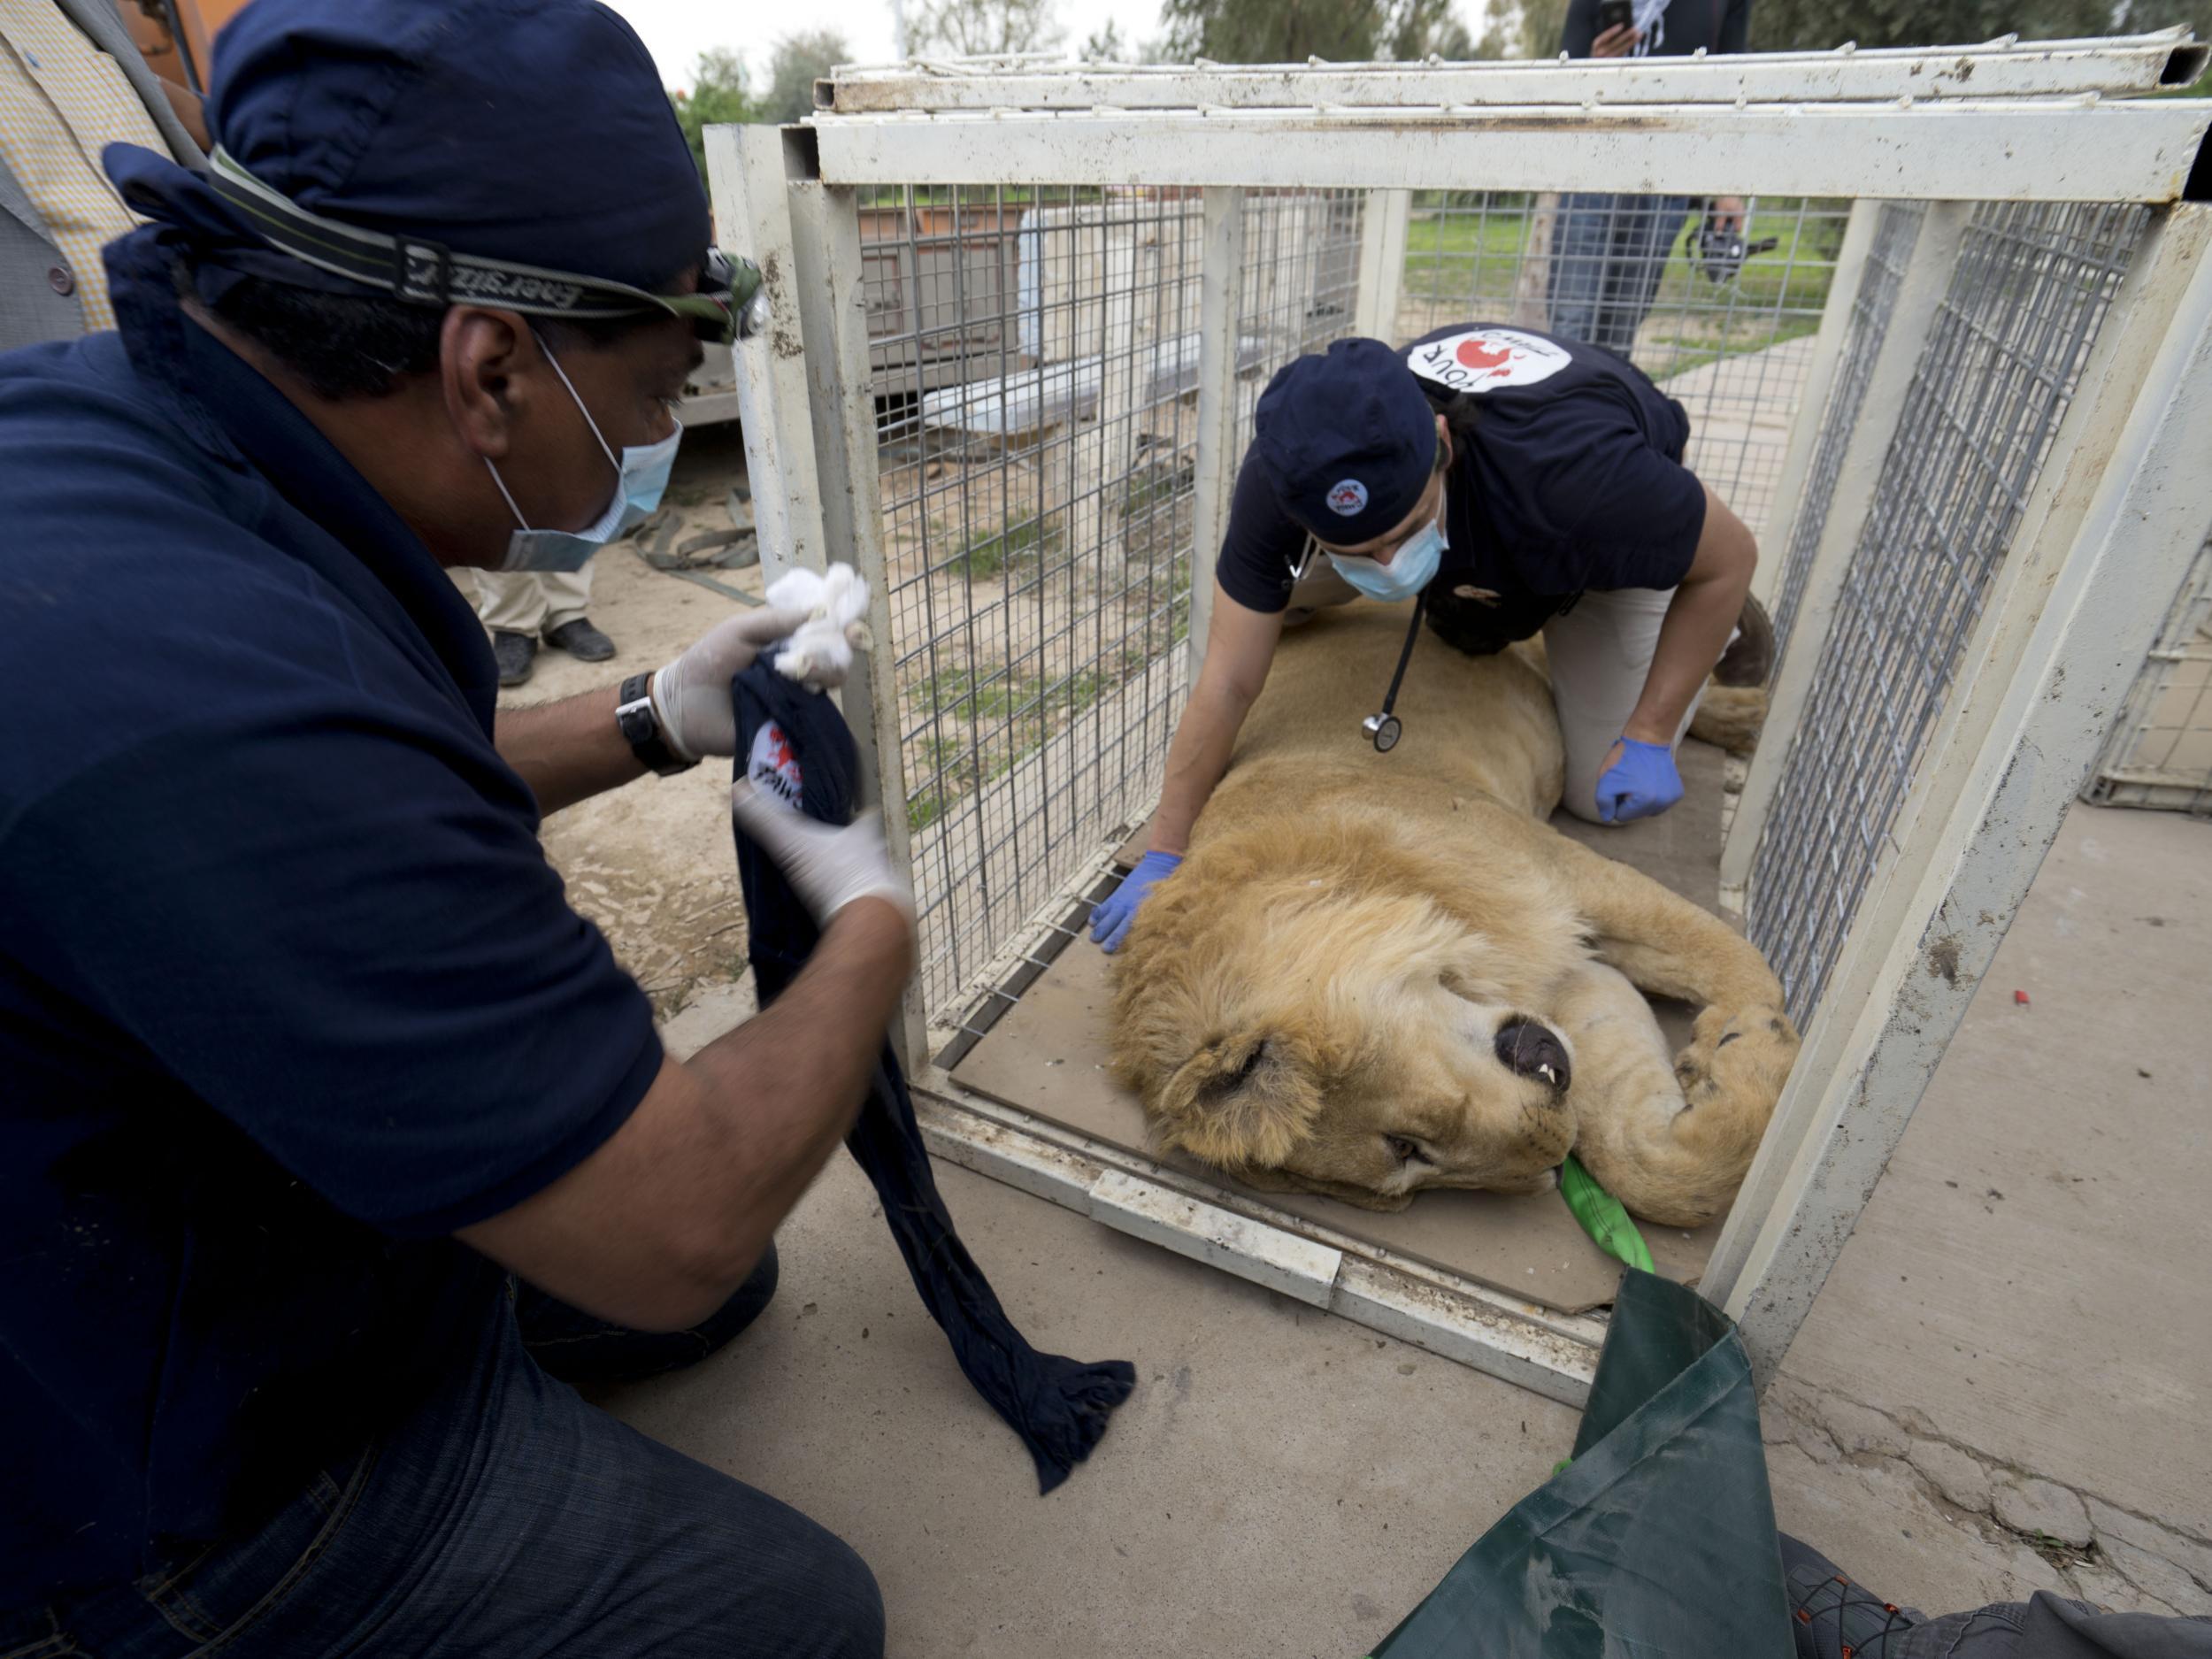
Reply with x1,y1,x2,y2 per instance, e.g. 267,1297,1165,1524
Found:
0,256,662,1603
1216,323,1708,631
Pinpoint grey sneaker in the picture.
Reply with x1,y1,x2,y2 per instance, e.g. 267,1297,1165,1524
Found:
492,629,537,686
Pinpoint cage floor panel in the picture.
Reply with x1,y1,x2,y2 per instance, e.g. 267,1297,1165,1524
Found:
954,742,1734,1317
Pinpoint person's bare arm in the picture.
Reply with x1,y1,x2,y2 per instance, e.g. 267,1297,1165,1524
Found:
1145,583,1284,855
1621,481,1756,748
459,898,911,1330
495,685,642,816
494,604,815,817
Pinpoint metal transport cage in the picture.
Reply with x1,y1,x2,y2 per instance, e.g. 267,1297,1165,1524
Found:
706,32,2212,1399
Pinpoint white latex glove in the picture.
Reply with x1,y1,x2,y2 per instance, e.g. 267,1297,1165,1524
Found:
649,606,810,763
731,781,914,925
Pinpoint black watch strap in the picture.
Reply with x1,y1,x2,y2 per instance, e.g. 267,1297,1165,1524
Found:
616,672,697,777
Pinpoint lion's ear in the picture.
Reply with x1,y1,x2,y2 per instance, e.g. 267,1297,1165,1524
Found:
1153,1030,1320,1170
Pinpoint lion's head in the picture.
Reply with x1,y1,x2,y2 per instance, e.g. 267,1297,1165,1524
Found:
1109,808,1591,1210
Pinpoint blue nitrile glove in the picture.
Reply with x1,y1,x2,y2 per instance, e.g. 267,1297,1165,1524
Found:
1090,850,1183,952
1595,738,1684,824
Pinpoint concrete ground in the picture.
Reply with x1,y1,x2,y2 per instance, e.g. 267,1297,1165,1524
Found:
506,434,2212,1655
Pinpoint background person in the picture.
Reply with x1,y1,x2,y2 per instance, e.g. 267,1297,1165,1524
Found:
1,0,204,351
1548,0,1752,356
474,564,618,685
1092,326,1757,951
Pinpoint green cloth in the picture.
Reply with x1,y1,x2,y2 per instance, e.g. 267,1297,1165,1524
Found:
1366,1270,1791,1658
1557,1154,1655,1273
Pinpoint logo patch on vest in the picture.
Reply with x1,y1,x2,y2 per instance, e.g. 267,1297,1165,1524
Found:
747,721,803,808
1325,478,1369,517
1408,329,1571,395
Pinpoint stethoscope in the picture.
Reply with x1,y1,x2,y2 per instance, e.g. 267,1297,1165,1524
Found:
1294,537,1426,754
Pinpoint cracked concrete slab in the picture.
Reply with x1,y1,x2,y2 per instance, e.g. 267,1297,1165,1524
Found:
1778,807,2212,1547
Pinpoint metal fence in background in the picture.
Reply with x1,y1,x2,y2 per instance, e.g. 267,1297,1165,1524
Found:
1768,203,1924,668
1745,200,2154,1021
1396,192,1852,542
2085,535,2212,815
859,185,1363,1026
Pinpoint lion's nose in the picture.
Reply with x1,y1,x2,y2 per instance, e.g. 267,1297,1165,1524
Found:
1494,1019,1571,1095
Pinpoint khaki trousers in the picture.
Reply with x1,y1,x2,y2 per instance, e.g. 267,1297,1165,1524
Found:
472,566,594,635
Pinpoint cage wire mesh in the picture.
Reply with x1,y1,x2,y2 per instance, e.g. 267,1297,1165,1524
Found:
1769,203,1924,670
859,185,1365,1029
1746,200,2153,1023
2084,534,2212,816
1396,190,1851,544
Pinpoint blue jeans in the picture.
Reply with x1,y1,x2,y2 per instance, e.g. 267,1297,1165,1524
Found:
3,1248,886,1659
1547,192,1694,358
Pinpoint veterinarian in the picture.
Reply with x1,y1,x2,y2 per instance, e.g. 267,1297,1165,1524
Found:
0,3,905,1654
1093,325,1757,952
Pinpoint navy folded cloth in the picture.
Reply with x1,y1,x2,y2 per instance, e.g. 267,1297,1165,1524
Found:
727,664,1135,1492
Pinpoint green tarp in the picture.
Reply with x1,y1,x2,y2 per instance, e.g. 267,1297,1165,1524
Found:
1369,1269,1792,1658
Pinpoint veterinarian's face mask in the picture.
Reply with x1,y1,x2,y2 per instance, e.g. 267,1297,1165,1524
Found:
486,338,683,574
1327,505,1446,604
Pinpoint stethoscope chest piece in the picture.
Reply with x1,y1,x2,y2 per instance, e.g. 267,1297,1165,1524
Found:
1359,595,1427,757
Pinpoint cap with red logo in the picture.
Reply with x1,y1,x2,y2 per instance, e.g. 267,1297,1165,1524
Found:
1251,337,1439,544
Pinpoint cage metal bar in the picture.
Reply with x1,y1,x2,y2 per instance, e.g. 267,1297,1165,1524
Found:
1353,189,1412,342
1765,202,1926,657
2084,536,2212,813
818,33,2212,113
1750,200,1878,612
1744,200,2151,1020
1722,202,1971,897
806,101,2212,205
1711,204,2212,1376
1187,187,1247,687
785,170,932,1068
856,184,1213,1025
705,125,829,587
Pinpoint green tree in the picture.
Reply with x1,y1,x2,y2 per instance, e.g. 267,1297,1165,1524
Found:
1751,0,2212,50
1386,0,1483,57
764,30,851,127
907,0,1066,55
1160,0,1483,61
668,48,759,173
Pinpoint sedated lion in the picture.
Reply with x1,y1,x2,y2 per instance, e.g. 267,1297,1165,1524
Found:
1108,602,1800,1228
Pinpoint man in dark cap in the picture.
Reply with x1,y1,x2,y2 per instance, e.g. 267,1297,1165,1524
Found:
1091,326,1758,953
0,3,902,1654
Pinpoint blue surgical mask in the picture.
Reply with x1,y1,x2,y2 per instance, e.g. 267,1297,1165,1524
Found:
1327,507,1446,604
487,338,682,574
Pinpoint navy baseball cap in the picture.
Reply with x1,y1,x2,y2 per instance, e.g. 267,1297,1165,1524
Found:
105,0,734,334
1251,338,1440,543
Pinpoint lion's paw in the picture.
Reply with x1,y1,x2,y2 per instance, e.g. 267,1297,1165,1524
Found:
1672,1005,1800,1123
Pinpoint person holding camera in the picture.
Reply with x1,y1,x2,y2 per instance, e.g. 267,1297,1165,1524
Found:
1548,0,1754,356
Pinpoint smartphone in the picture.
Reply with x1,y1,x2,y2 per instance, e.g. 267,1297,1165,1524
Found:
1595,0,1635,35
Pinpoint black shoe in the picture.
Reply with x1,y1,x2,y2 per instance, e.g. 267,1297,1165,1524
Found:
492,629,537,686
544,617,616,663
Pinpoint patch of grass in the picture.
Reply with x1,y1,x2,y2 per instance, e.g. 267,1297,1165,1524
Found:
901,649,1160,834
1401,194,1848,367
946,514,1056,580
907,788,949,833
911,667,1025,724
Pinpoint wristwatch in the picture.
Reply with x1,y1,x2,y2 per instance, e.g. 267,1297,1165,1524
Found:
616,672,697,777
